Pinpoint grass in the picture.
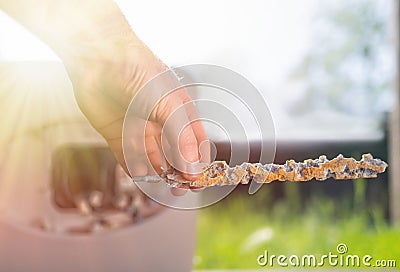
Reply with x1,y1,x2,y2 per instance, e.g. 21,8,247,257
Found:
194,183,400,269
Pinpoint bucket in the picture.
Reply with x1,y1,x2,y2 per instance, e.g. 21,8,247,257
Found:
0,62,197,272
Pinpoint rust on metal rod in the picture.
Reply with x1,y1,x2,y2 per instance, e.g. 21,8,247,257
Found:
163,153,388,188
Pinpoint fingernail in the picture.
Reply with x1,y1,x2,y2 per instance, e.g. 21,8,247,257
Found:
171,187,188,196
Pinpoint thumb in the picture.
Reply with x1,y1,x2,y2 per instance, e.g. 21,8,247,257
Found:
157,91,205,180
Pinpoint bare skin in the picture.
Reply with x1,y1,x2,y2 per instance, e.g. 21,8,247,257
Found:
0,0,209,197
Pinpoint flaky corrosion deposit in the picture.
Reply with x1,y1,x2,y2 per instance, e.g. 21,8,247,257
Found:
164,154,388,188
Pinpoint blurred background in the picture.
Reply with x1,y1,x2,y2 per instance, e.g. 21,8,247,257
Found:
0,0,395,140
0,0,399,270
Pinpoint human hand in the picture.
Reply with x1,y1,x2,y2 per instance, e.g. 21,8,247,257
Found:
64,40,210,194
0,0,209,194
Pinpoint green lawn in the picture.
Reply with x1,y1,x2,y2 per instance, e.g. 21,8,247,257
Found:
194,183,400,269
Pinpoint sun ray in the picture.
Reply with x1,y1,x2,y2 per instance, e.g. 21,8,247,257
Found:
0,61,106,229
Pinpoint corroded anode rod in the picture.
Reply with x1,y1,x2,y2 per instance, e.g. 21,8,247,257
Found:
163,154,388,188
